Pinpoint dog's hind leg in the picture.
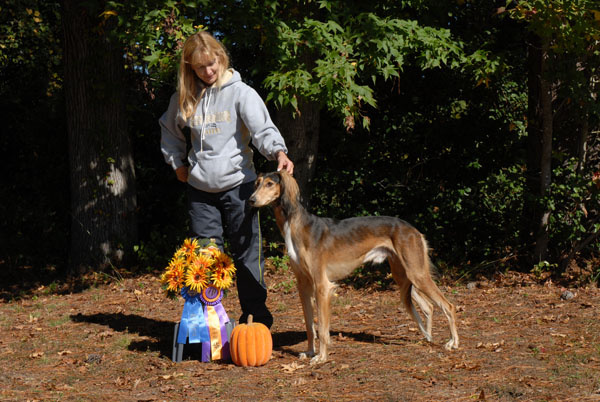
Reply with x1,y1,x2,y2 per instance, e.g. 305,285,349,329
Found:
390,257,431,342
400,234,459,350
413,275,459,350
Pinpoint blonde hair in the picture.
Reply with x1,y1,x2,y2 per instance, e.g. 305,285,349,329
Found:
178,31,230,120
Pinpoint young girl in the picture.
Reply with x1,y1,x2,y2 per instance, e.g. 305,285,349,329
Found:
160,31,294,328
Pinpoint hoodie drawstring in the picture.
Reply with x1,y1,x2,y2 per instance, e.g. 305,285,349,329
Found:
199,88,212,153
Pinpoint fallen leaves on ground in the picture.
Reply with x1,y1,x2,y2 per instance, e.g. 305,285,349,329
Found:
0,269,599,401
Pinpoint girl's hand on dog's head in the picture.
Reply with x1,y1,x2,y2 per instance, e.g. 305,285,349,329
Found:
276,151,294,175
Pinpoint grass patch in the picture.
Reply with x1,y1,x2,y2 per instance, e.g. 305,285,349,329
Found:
48,315,71,327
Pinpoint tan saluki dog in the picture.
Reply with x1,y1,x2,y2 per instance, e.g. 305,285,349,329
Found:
249,171,459,364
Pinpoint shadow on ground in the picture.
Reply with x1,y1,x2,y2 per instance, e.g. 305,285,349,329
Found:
70,312,388,361
70,312,175,358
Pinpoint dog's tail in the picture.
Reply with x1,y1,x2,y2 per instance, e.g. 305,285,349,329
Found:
401,282,429,339
396,233,432,340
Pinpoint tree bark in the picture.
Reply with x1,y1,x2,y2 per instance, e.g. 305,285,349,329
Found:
62,0,137,273
274,100,321,207
525,33,553,263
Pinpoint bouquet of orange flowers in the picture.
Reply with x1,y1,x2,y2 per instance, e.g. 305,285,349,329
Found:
161,238,236,299
162,238,237,362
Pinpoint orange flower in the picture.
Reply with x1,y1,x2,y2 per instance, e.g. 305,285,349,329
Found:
202,245,221,260
211,268,234,289
185,254,212,292
212,252,236,289
165,265,185,293
213,252,236,275
180,238,200,257
161,257,184,282
161,239,237,296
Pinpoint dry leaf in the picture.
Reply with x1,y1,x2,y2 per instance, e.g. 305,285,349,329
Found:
477,340,505,351
160,385,176,393
281,362,305,373
97,330,114,339
293,377,307,386
542,315,556,322
453,361,481,371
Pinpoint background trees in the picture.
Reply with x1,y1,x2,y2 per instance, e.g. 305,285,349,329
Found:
1,0,598,284
63,0,138,273
508,1,600,269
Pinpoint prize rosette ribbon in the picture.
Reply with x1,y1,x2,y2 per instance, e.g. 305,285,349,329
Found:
178,286,230,362
161,238,237,362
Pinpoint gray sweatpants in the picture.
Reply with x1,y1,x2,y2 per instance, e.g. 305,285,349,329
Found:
187,181,272,328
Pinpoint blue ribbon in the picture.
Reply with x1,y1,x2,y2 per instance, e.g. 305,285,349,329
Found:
177,287,211,344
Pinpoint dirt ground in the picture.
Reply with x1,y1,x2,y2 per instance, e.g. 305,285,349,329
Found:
1,264,599,402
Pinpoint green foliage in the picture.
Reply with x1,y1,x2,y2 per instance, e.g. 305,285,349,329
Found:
0,2,62,99
545,160,600,261
268,255,290,273
308,7,531,274
262,7,498,129
341,264,394,290
0,1,67,274
101,0,203,83
506,0,600,54
503,0,600,269
1,0,598,284
505,0,600,119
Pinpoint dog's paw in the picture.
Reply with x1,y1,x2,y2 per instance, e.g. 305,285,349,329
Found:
444,338,459,350
309,354,327,365
299,351,315,360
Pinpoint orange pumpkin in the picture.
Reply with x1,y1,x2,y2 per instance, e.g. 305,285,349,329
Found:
230,315,272,367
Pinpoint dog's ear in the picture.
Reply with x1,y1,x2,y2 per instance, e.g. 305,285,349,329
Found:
277,170,300,215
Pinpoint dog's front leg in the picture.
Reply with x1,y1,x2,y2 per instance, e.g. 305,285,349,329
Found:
295,274,317,360
311,279,334,364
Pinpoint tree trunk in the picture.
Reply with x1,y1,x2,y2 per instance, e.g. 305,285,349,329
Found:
525,33,553,263
63,0,137,273
274,100,321,207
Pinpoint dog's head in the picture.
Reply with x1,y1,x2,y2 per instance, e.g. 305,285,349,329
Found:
249,170,300,211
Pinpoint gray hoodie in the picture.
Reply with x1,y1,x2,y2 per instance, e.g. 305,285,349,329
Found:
159,69,288,192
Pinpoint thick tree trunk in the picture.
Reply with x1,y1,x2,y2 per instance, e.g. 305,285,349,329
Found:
63,0,137,273
525,33,553,263
274,100,321,207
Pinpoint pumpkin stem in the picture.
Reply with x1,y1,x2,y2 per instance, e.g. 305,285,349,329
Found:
248,314,253,324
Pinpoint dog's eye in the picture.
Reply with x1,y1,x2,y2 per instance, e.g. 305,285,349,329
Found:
266,181,274,187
